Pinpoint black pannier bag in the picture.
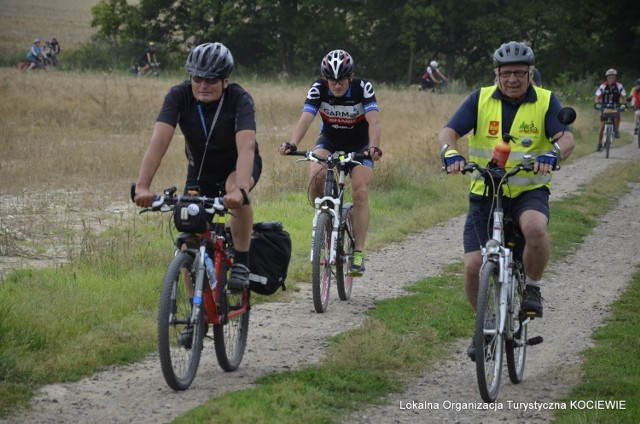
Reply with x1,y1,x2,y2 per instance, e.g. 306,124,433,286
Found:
173,202,208,233
249,221,292,295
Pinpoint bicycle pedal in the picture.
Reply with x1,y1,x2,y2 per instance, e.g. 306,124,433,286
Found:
526,336,543,346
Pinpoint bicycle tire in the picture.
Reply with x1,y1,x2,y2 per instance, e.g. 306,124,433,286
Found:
336,204,354,301
505,262,527,384
475,261,503,403
312,212,332,313
157,251,204,390
214,261,250,371
605,124,612,159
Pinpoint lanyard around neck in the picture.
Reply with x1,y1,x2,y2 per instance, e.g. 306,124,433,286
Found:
195,93,224,183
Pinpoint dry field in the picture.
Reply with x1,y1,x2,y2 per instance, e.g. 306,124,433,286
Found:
0,0,103,56
0,67,458,277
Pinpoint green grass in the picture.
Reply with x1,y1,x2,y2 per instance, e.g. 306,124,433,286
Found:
554,270,640,423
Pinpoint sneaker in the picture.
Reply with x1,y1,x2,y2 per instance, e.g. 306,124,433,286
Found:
178,324,208,349
614,129,621,139
521,285,543,318
467,338,476,362
178,326,194,349
350,251,365,276
596,142,603,152
228,263,250,291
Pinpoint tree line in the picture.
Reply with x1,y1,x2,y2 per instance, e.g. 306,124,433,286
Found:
90,0,639,86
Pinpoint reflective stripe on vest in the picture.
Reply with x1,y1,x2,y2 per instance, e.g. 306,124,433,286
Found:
468,86,552,198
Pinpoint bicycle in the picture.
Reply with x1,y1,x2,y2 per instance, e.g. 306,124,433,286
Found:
131,185,250,390
596,102,625,158
286,150,364,313
441,106,576,403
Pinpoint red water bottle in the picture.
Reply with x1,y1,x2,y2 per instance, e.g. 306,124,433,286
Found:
488,134,514,168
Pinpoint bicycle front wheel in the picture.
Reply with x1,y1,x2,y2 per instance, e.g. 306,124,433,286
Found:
506,264,527,384
312,212,333,313
158,251,204,391
475,261,503,403
336,204,354,301
214,261,250,371
605,124,612,159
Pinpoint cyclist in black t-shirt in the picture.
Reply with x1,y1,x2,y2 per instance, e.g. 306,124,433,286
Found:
134,42,262,291
278,49,382,276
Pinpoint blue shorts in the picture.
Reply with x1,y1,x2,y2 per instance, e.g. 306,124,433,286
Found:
313,135,374,169
463,187,549,253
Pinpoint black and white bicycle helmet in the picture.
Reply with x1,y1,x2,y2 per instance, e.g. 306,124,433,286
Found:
605,68,617,77
492,41,535,68
185,42,234,79
321,49,354,79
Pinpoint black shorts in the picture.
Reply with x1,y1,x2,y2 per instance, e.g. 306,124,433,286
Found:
185,144,262,196
463,187,550,253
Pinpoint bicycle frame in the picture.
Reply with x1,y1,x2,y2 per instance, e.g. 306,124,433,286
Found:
310,159,348,265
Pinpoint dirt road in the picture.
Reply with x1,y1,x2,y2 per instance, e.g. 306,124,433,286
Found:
3,125,639,424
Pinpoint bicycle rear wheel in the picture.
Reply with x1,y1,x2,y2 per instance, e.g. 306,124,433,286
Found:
605,124,612,159
506,263,527,384
336,204,354,301
214,261,250,371
475,261,503,403
312,212,333,313
158,251,204,390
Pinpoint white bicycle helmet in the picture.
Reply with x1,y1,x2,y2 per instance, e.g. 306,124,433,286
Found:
186,42,234,79
605,68,617,77
321,49,354,79
430,60,438,68
493,41,535,68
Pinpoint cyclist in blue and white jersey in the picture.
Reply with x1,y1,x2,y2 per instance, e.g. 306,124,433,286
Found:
279,49,382,276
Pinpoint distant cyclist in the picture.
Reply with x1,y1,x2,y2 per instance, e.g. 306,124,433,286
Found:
136,42,159,77
26,39,45,71
595,68,627,151
420,60,449,91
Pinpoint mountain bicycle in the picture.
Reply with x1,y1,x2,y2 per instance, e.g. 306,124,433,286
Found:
596,103,625,159
131,185,250,390
442,106,576,403
286,150,365,313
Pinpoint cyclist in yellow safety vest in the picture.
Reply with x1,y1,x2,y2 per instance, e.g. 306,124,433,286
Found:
437,41,576,362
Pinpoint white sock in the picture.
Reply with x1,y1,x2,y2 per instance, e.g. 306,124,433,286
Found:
525,277,541,289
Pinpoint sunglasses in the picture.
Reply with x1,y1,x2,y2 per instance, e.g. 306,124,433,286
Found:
191,76,222,85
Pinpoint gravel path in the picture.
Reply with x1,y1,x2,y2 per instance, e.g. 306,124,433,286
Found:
3,125,639,424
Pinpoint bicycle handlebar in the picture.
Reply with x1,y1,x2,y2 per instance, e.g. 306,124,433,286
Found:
286,149,367,166
130,184,229,214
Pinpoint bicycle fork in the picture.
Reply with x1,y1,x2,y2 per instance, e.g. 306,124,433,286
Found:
189,247,207,327
310,205,340,265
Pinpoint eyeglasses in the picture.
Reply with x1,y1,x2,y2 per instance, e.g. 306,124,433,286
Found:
498,70,529,79
326,77,350,86
191,76,221,85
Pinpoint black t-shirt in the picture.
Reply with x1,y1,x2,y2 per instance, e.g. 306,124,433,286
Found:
302,78,379,150
156,81,258,183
